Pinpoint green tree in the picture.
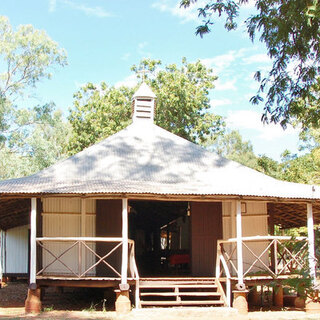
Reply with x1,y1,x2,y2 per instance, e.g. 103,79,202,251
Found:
0,16,67,144
280,129,320,184
206,129,258,169
180,0,320,129
134,58,224,143
0,17,68,179
68,84,134,154
257,155,282,179
0,104,71,179
0,16,67,98
206,129,284,179
68,58,225,154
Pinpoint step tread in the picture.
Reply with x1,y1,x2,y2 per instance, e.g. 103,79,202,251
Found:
139,277,216,280
140,284,217,288
140,300,225,306
140,292,221,297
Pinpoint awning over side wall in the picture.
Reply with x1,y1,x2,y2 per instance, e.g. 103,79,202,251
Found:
268,203,320,229
0,198,30,230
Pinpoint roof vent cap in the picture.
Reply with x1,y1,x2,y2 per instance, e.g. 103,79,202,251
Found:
132,82,156,123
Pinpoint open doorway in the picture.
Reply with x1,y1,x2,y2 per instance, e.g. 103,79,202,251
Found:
128,200,190,277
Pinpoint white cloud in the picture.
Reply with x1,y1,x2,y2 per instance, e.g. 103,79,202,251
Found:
137,42,152,58
243,53,270,65
74,81,87,89
63,0,112,18
201,48,254,74
138,42,148,50
115,74,138,89
210,98,232,108
201,51,239,74
215,79,237,91
152,0,205,23
243,0,256,9
121,53,131,61
49,0,56,12
226,110,298,141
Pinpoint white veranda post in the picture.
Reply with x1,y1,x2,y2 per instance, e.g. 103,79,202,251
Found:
307,203,316,282
121,198,128,285
0,230,3,282
30,198,37,285
236,200,244,285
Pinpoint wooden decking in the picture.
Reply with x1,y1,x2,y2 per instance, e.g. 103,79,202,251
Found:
36,275,136,288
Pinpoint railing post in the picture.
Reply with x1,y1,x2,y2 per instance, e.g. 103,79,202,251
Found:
274,239,278,275
236,200,244,286
121,199,128,285
30,198,37,286
80,199,86,274
307,203,316,282
215,244,221,279
0,230,3,283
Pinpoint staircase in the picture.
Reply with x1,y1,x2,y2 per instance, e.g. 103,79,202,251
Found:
138,278,226,307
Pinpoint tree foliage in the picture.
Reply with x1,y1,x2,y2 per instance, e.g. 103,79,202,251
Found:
181,0,320,129
68,58,225,154
206,129,258,169
0,104,71,179
0,17,68,179
0,16,67,99
280,129,320,184
68,84,134,154
206,129,283,179
0,16,67,146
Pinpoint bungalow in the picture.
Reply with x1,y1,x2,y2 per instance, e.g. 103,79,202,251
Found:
0,83,319,313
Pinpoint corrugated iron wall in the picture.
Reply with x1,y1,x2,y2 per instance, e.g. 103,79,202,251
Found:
0,230,4,278
42,198,96,275
222,201,268,275
5,225,29,274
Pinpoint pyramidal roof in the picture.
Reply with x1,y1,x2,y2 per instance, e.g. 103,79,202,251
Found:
0,121,318,199
0,83,318,200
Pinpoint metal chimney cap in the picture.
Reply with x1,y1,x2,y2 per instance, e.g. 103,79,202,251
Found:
133,82,156,99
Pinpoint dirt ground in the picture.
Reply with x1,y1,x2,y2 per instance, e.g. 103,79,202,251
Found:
1,281,320,320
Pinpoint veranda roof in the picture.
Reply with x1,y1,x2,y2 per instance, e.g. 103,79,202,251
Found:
0,121,319,200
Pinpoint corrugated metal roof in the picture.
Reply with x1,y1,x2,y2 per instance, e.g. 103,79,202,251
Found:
0,122,319,200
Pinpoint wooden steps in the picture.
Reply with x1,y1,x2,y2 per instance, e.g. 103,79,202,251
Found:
138,278,226,308
141,292,221,297
140,300,225,306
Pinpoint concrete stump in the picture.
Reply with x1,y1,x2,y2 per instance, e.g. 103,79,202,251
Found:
273,285,283,308
115,289,131,314
233,290,248,315
294,296,305,308
25,288,42,314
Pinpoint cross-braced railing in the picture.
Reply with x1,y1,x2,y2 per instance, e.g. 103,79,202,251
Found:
216,236,311,281
36,237,139,279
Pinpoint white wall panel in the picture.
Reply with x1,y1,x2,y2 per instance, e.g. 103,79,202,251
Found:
42,214,80,274
86,199,96,214
222,201,269,275
42,198,96,275
0,230,4,278
85,215,96,273
5,225,29,274
242,215,269,274
43,198,81,213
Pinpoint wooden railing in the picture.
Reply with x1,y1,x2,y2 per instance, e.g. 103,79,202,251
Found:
36,237,139,280
216,245,231,307
216,236,311,282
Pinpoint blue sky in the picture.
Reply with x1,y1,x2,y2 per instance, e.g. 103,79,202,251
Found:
2,0,301,160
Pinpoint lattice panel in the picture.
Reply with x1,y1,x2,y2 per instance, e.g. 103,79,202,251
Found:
269,203,320,229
